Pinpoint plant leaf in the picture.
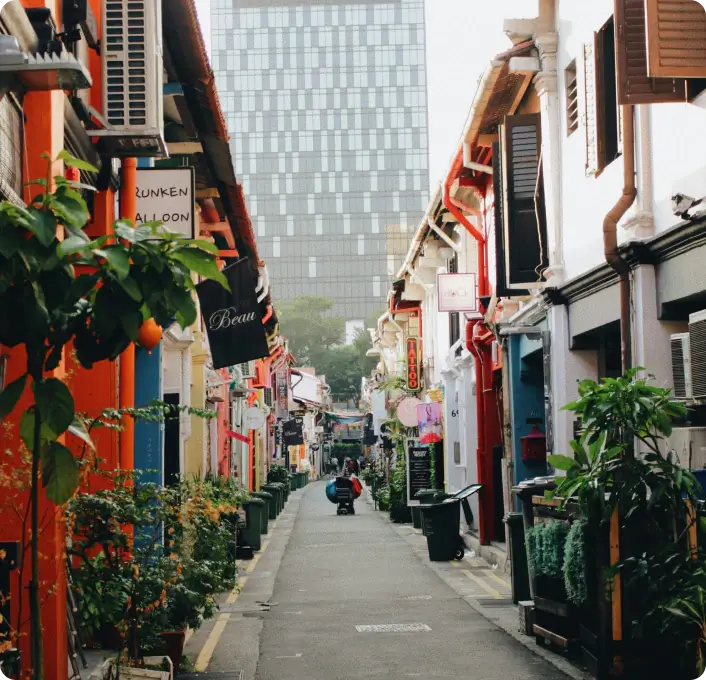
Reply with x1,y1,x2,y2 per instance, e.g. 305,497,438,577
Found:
67,417,95,451
19,408,56,451
0,374,26,419
41,441,79,504
170,248,229,290
547,454,578,472
57,150,98,173
35,378,74,435
57,235,91,256
27,208,58,246
96,246,130,280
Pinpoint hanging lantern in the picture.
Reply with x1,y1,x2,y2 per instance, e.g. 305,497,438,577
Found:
136,318,162,353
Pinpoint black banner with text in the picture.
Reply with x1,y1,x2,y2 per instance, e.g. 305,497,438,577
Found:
196,259,269,370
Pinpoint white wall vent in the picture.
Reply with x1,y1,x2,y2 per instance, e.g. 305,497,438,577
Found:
689,310,706,400
670,333,692,400
95,0,166,157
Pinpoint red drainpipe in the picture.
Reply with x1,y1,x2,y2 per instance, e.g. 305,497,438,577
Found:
443,148,494,544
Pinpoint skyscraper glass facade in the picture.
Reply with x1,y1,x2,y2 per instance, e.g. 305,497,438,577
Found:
210,0,429,320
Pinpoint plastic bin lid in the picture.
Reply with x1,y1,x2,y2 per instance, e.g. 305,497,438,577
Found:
246,497,266,506
252,491,272,498
450,483,483,500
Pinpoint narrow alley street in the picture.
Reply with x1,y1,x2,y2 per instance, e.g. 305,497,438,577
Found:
187,484,573,680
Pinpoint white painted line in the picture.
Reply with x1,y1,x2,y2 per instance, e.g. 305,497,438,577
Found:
275,653,303,659
355,623,431,632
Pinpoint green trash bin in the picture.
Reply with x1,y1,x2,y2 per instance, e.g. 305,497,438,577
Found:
251,492,272,534
289,472,299,491
299,471,308,487
505,512,531,603
415,490,440,535
261,484,281,518
419,498,463,562
241,498,265,551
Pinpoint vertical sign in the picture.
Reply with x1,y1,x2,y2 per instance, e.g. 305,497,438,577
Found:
406,337,421,393
406,439,432,506
275,369,289,419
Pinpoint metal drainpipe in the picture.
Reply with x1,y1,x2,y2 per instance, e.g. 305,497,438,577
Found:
603,105,636,372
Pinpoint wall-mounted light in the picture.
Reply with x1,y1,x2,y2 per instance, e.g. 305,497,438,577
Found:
0,35,91,92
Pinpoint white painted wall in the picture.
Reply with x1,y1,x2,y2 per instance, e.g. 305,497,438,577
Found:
555,0,706,283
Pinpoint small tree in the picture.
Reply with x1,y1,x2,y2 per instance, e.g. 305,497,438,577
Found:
0,152,228,678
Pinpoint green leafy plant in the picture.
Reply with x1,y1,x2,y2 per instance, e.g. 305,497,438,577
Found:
525,521,568,580
0,151,228,677
563,519,591,606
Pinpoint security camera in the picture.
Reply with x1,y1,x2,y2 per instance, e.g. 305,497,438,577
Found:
672,193,703,218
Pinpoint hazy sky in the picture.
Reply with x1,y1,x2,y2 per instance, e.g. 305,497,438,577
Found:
193,0,538,192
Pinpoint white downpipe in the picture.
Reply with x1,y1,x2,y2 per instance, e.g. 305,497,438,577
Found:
463,142,492,174
636,104,654,233
427,218,460,252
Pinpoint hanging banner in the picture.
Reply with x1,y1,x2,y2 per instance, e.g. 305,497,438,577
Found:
275,369,289,419
196,259,269,370
282,417,304,446
406,438,432,506
417,402,443,444
406,337,421,393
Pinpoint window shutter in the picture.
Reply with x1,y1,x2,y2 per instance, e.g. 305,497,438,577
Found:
500,114,549,289
0,94,24,206
583,40,600,176
615,0,688,103
645,0,706,78
492,142,522,298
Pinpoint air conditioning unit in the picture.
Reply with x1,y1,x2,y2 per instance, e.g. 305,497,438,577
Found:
94,0,166,157
665,427,706,470
262,387,273,408
239,361,256,379
670,333,693,400
689,310,706,399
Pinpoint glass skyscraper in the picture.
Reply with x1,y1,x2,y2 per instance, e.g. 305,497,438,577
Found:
210,0,429,322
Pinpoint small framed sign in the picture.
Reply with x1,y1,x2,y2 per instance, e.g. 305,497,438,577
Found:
406,438,432,506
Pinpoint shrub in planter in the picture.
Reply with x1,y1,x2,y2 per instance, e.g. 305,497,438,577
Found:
377,484,390,511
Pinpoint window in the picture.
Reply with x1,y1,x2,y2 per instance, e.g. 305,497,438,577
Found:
0,94,24,205
584,16,620,176
565,60,579,136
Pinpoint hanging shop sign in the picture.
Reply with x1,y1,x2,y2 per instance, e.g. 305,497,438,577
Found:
405,337,421,393
135,167,195,238
275,369,289,419
406,438,432,506
196,258,269,370
282,417,304,446
437,273,478,313
244,406,266,430
397,396,422,427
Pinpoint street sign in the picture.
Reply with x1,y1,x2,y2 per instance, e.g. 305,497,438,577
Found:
275,369,289,419
135,167,195,238
406,439,432,506
406,337,421,392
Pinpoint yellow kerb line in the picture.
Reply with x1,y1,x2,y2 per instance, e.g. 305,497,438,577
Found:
194,613,230,672
485,569,511,590
462,569,503,598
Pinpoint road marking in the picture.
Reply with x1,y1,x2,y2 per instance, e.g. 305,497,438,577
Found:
462,570,503,598
485,570,511,590
194,613,231,671
355,623,431,632
275,653,303,659
450,561,461,568
244,554,261,573
226,581,243,604
403,595,432,600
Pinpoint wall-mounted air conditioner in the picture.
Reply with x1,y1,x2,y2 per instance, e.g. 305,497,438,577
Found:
238,361,256,380
689,310,706,400
94,0,166,157
665,427,706,470
670,333,693,400
262,387,273,408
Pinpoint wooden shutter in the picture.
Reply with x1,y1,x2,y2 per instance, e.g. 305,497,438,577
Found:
645,0,706,78
500,114,549,289
0,94,23,206
615,0,688,103
583,40,601,176
491,142,527,298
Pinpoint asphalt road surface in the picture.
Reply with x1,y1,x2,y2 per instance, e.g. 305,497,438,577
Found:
252,483,569,680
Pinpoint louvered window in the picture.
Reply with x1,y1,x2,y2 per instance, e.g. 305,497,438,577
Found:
498,114,548,290
615,0,688,103
565,61,579,136
645,0,706,79
583,17,621,176
0,94,24,206
263,387,273,408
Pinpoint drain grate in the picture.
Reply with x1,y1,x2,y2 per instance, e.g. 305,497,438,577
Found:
355,623,431,632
